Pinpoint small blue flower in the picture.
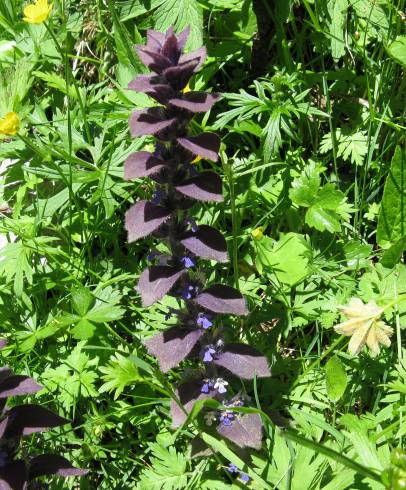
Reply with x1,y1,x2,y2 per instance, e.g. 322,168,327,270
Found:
179,284,196,300
197,312,212,329
227,463,239,475
202,345,216,362
214,378,228,394
219,411,235,426
201,378,214,393
147,251,160,261
240,473,250,483
185,217,199,232
181,256,195,268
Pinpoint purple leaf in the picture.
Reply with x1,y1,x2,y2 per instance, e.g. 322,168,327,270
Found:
128,74,161,92
214,344,270,379
4,404,69,438
0,461,28,490
0,367,12,384
163,60,200,91
171,380,212,427
29,454,88,479
177,133,220,161
175,171,223,202
161,33,182,64
135,47,173,73
180,225,228,262
170,92,219,112
137,266,184,306
143,326,204,372
129,108,176,137
146,29,166,51
124,152,165,180
176,26,190,50
195,285,248,315
217,413,263,449
0,375,42,398
125,200,172,243
179,47,207,71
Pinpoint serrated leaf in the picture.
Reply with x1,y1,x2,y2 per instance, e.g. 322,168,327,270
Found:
325,356,347,402
306,205,341,233
71,285,94,317
153,0,203,51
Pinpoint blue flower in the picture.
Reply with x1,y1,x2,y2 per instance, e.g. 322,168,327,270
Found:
202,345,216,362
227,463,239,475
219,411,235,426
185,217,199,232
240,472,250,483
201,378,214,393
196,312,212,329
151,188,165,205
181,256,195,268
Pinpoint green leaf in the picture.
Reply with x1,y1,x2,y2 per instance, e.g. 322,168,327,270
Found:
289,162,321,207
71,319,96,340
256,233,310,286
100,351,141,399
306,205,341,233
328,0,348,60
71,285,94,317
153,0,203,50
377,146,406,246
380,236,406,269
387,36,406,68
325,356,347,402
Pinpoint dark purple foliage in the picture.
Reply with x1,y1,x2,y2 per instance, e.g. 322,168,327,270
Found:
217,412,263,450
0,367,86,489
126,26,269,452
213,344,271,379
144,326,204,372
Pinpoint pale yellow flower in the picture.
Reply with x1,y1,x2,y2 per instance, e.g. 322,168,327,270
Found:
183,83,191,94
334,297,393,356
23,0,53,24
0,112,20,136
251,226,264,240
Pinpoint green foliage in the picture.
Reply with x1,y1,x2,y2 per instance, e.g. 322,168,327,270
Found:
0,0,405,487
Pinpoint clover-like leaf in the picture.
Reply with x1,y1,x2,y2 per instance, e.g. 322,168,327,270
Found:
195,285,248,315
144,326,204,372
214,344,270,379
217,413,263,449
177,133,220,161
137,266,184,306
175,171,223,202
180,225,228,262
125,200,172,243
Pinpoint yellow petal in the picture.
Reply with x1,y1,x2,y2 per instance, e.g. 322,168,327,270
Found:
183,83,191,94
0,112,20,136
191,155,202,164
23,0,52,24
348,324,369,356
251,226,264,241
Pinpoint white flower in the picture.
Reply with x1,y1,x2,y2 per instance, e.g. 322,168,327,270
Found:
214,378,229,394
334,298,393,356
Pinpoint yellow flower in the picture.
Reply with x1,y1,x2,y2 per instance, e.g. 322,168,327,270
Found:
23,0,52,24
334,298,393,356
183,83,191,94
191,155,202,164
251,226,264,240
0,112,20,136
